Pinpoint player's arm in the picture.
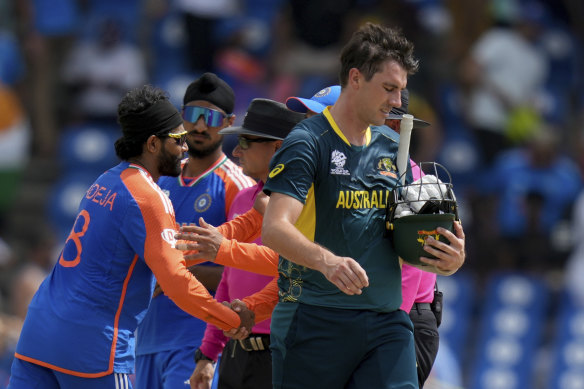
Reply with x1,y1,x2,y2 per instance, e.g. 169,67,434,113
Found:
217,207,263,242
242,277,279,323
177,208,263,262
176,218,278,276
223,278,280,339
198,270,231,363
262,192,369,295
145,247,250,331
122,169,253,332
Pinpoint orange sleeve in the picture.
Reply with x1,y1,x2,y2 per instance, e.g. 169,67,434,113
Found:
242,277,279,323
214,239,279,276
123,169,241,331
217,208,263,242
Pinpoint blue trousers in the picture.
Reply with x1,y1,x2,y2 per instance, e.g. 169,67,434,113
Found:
9,358,132,389
270,302,418,389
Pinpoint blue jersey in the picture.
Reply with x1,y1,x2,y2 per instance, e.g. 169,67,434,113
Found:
264,108,412,312
136,156,254,355
15,162,243,377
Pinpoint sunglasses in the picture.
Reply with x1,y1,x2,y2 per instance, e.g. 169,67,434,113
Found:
238,136,275,150
181,105,231,127
160,130,188,146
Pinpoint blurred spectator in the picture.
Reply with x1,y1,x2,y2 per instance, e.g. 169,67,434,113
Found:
477,126,581,271
406,89,443,164
0,312,21,388
0,262,46,389
175,0,241,73
459,0,549,164
214,0,286,83
269,0,355,100
0,83,30,230
8,264,46,322
0,30,25,87
565,189,584,307
15,0,79,156
61,17,146,125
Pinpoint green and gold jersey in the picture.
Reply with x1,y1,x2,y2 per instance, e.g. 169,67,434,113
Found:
264,108,412,312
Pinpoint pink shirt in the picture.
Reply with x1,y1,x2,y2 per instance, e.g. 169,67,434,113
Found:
199,182,273,361
400,161,436,313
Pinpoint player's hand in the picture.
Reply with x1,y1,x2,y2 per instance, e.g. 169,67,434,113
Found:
175,218,224,261
253,191,269,215
190,359,215,389
419,221,466,274
318,254,369,295
223,299,254,340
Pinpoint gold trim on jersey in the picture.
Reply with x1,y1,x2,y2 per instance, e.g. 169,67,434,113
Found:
322,107,371,146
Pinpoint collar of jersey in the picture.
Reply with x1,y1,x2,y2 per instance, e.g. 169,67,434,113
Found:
128,162,152,179
178,154,228,187
323,107,371,147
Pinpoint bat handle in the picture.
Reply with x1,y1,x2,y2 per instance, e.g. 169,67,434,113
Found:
396,114,414,185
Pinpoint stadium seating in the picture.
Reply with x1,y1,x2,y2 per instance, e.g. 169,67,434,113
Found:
437,271,475,362
469,272,549,389
47,172,96,241
50,123,120,239
547,291,584,389
57,123,120,176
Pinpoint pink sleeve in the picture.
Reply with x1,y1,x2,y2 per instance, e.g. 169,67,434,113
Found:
199,268,231,361
400,263,423,313
410,159,423,181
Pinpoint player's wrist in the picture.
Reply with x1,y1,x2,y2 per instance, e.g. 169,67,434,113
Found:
194,348,216,364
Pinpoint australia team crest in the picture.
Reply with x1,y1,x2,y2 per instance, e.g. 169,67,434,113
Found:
378,157,398,178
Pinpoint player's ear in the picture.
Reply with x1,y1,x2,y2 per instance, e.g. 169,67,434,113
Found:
348,68,361,89
273,140,283,152
145,134,161,153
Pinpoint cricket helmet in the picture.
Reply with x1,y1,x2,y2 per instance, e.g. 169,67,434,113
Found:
385,162,459,266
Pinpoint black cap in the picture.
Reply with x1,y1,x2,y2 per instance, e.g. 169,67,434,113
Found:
219,98,304,140
183,72,235,114
386,89,430,129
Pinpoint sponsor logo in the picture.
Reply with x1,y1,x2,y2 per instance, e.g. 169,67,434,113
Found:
269,163,285,178
194,193,212,212
377,157,398,178
161,228,177,247
330,150,350,175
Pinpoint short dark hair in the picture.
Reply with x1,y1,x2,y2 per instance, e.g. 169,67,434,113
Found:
115,85,170,160
338,23,419,87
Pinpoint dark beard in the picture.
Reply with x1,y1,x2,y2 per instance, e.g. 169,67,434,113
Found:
186,137,223,159
158,146,182,177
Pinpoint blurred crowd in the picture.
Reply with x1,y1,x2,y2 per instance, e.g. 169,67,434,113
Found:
0,0,583,387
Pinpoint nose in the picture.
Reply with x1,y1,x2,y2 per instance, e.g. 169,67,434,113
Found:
191,116,207,132
232,144,242,157
390,90,402,108
181,140,188,152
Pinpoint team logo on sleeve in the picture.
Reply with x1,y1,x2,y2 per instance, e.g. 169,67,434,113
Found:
161,228,177,247
194,193,212,212
269,164,285,178
377,157,398,178
330,150,350,175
